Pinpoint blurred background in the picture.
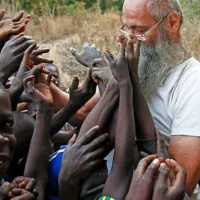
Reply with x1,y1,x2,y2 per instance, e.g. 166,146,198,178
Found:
1,0,200,88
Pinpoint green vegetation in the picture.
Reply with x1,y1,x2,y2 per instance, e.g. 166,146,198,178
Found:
2,0,199,18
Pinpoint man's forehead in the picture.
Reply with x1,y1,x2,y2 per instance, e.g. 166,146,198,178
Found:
123,0,156,27
123,0,148,14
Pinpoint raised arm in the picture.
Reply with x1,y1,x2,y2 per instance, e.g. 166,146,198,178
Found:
58,126,109,200
50,69,96,136
101,45,135,200
23,66,53,200
120,37,156,154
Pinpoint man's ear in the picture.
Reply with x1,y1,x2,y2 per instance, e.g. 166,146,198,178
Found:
165,12,181,34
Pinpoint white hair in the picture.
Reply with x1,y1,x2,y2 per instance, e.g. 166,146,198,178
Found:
147,0,183,26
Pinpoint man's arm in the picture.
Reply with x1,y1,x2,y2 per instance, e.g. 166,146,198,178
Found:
126,39,156,140
23,68,53,200
50,82,100,127
102,45,135,200
169,136,200,196
50,70,96,135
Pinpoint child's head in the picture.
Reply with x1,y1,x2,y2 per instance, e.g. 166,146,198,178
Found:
0,83,17,179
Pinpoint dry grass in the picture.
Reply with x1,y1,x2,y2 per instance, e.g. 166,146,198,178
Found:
1,2,200,88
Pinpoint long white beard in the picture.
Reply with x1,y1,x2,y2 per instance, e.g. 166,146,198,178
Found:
138,32,185,100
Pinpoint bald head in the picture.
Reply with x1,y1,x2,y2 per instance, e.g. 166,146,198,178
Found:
123,0,183,44
123,0,183,24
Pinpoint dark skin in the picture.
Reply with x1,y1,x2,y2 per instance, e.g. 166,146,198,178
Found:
58,126,109,200
0,85,37,199
7,112,35,179
125,130,185,200
23,70,53,200
0,11,30,51
0,181,36,200
101,44,135,200
119,34,156,142
50,69,96,136
51,129,78,145
126,155,159,200
45,64,60,87
125,156,186,200
70,43,102,68
0,85,17,181
65,45,122,200
75,43,120,142
8,39,52,111
0,33,36,85
8,43,37,111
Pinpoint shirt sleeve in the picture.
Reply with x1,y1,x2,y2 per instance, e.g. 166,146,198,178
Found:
171,67,200,136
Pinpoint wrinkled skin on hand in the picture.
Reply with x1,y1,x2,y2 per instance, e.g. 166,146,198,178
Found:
23,66,53,105
70,43,102,68
0,33,36,83
0,11,30,50
152,159,186,200
30,48,53,65
104,44,130,82
126,155,161,200
92,58,114,87
69,69,96,109
59,126,109,182
118,34,140,79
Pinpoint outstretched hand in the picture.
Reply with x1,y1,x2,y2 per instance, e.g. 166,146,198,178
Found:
70,43,102,68
23,66,53,105
92,58,115,87
59,126,109,182
104,44,130,83
0,33,36,83
0,11,30,41
31,48,53,65
69,69,96,109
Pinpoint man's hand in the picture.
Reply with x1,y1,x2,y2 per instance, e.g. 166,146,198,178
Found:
126,155,160,200
69,69,96,109
70,43,102,68
0,33,36,83
23,66,53,105
59,126,109,183
92,58,115,87
152,159,186,200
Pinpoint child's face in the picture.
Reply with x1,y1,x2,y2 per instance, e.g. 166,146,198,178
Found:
0,88,17,179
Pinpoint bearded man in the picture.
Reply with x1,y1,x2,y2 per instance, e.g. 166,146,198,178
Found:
122,0,200,196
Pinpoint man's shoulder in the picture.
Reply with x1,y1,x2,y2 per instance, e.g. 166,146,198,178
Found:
174,57,200,87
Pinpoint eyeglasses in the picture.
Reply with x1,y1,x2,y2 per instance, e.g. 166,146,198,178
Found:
120,16,166,41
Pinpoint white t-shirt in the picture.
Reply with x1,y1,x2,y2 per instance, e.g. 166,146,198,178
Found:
148,57,200,146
